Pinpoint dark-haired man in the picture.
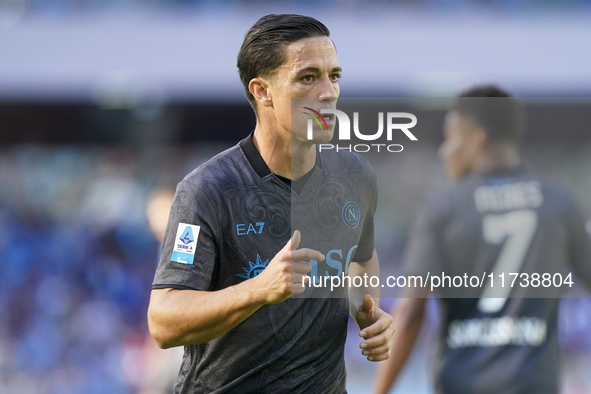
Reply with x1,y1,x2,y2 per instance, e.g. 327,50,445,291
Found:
148,14,394,394
373,85,591,394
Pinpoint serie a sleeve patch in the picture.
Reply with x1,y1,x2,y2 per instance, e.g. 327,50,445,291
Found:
170,223,201,264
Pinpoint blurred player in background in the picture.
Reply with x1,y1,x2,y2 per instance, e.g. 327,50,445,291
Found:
373,85,591,394
146,187,176,244
147,14,393,393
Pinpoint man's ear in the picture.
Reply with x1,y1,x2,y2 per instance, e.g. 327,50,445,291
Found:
249,77,273,108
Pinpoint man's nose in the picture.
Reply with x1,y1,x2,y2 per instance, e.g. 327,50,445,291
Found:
317,77,338,102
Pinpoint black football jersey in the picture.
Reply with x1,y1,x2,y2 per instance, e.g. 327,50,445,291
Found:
403,167,591,394
152,133,378,394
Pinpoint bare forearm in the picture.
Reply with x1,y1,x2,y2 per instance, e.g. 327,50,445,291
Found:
373,299,425,394
148,280,265,348
148,231,322,349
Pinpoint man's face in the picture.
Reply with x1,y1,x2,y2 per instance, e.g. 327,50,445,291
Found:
265,36,341,144
439,110,482,182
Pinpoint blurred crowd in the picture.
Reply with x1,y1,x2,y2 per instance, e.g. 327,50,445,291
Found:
0,145,218,394
0,142,590,393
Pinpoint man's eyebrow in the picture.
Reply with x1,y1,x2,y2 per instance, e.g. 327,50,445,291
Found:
295,67,342,75
296,67,320,75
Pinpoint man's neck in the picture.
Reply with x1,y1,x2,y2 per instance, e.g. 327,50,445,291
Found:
252,124,316,181
473,144,521,174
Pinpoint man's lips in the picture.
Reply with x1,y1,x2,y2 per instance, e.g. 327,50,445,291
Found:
303,107,335,128
322,113,335,122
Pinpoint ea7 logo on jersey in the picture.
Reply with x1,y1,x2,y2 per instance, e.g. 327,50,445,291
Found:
236,222,265,236
171,223,200,264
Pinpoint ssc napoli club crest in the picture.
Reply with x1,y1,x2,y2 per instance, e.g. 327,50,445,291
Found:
342,201,360,229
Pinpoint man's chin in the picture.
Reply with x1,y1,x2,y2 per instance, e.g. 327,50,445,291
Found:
310,129,335,144
292,130,334,145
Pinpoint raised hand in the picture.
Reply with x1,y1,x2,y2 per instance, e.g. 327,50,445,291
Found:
253,230,324,304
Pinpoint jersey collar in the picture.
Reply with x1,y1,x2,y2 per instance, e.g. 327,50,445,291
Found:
240,132,323,179
240,132,272,178
478,166,526,179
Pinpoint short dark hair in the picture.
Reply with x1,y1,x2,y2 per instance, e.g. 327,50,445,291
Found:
237,14,330,113
453,84,525,143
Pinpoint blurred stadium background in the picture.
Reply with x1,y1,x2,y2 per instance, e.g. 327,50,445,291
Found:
1,1,591,393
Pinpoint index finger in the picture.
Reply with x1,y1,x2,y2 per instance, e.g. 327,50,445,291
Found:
292,261,312,275
291,248,325,262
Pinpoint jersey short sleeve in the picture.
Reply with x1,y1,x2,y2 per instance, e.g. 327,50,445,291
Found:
152,179,219,291
352,167,378,263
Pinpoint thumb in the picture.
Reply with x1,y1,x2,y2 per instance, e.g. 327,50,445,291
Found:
283,230,301,252
360,294,374,314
